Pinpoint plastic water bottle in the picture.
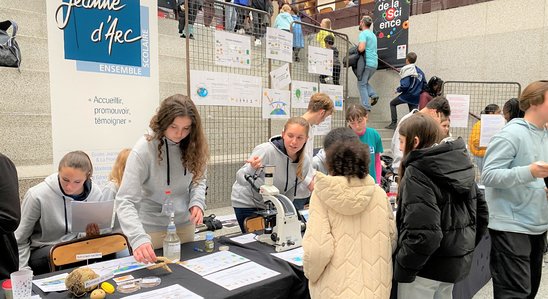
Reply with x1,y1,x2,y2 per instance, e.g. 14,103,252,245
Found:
163,213,181,262
162,189,173,216
387,181,398,209
205,232,215,253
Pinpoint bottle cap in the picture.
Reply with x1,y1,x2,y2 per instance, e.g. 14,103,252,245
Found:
165,189,172,195
2,279,11,289
205,232,214,240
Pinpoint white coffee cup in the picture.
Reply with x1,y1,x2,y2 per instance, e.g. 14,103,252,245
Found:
10,269,33,299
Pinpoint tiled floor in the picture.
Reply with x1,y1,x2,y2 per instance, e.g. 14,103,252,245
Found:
203,206,548,298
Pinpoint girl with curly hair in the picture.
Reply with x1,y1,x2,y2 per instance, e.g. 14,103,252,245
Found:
116,94,209,264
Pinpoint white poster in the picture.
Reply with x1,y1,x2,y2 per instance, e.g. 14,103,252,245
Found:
319,84,344,111
266,27,293,63
315,116,332,136
46,0,159,185
270,63,291,90
291,81,318,109
308,46,333,76
262,89,291,119
215,30,251,69
190,70,261,107
446,94,471,128
479,114,506,147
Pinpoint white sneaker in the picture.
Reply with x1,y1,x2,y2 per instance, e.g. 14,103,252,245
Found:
254,39,261,46
237,29,245,34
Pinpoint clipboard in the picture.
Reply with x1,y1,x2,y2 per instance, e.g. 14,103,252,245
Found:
71,200,115,233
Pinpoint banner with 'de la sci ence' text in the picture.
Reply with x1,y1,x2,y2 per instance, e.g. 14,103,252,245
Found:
46,0,159,184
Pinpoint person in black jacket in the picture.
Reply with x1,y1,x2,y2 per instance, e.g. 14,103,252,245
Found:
394,113,489,298
0,153,20,279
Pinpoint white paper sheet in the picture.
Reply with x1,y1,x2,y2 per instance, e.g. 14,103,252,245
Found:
479,114,506,147
85,256,148,276
266,27,293,63
271,246,304,266
214,30,251,69
179,251,249,276
33,273,68,292
262,88,291,119
120,284,203,299
446,94,471,128
71,200,114,232
319,84,344,111
291,81,318,109
203,261,280,291
314,116,332,136
308,46,333,76
230,233,257,244
270,63,291,90
190,70,262,107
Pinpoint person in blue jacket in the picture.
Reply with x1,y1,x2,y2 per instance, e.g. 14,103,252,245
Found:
481,80,548,299
386,52,426,130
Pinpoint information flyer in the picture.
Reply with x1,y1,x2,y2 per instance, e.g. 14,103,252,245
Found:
266,27,293,63
215,30,251,69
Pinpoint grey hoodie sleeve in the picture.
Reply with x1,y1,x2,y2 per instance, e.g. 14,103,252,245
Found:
312,149,328,175
115,151,151,250
297,157,314,198
14,191,41,269
189,168,207,212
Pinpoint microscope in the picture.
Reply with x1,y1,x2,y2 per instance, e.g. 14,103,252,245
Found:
246,165,303,252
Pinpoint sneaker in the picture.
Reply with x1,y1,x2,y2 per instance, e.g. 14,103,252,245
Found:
237,28,245,34
254,39,262,46
189,34,195,40
385,122,397,130
370,96,380,106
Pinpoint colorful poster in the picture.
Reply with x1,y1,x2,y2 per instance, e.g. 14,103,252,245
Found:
291,81,318,109
270,63,291,90
319,84,344,111
45,0,159,185
308,46,333,76
190,70,262,107
374,0,410,69
215,30,251,69
262,89,291,119
266,27,293,63
446,94,471,128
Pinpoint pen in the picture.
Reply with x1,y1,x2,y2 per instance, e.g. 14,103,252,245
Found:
194,247,204,252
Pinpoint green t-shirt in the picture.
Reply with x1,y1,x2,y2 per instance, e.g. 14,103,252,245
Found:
359,127,383,182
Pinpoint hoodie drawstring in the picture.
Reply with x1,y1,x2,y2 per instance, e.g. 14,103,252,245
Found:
62,196,68,234
284,158,289,192
165,139,171,186
294,177,298,197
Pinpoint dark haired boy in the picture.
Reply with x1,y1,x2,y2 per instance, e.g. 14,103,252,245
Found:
386,52,427,129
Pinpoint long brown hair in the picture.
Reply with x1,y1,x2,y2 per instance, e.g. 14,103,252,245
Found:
108,148,131,187
283,117,310,180
397,113,441,179
148,94,209,183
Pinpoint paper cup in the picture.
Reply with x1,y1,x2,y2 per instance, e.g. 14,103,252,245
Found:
10,270,33,299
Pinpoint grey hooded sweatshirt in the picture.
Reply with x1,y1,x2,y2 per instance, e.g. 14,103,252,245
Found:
231,135,314,209
14,173,104,269
116,136,207,250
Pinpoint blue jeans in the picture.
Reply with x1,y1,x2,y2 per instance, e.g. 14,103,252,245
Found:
357,66,378,110
225,6,237,32
233,207,264,233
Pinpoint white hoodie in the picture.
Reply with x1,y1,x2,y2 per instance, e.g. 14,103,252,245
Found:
14,173,104,269
116,136,207,250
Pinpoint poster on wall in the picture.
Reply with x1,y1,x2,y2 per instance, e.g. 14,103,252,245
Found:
374,0,410,69
446,94,471,128
315,116,332,136
270,63,291,90
319,84,344,111
190,70,262,107
215,30,251,69
266,27,293,63
291,81,318,109
308,46,333,76
262,89,290,119
45,0,159,185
